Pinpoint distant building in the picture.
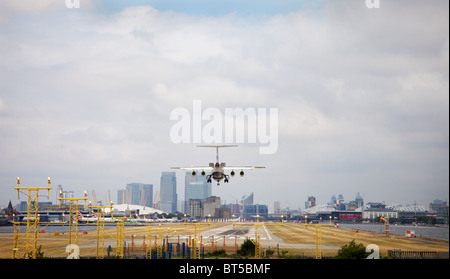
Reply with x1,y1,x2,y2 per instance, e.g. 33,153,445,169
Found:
185,171,211,214
240,192,254,218
347,193,364,211
244,204,268,219
317,211,362,221
227,203,240,216
189,199,203,217
216,207,231,219
429,199,449,224
330,195,336,205
18,201,54,212
274,201,281,217
242,193,254,206
203,196,221,217
177,200,185,212
305,196,316,209
122,183,153,207
362,202,398,220
355,192,364,208
160,172,177,213
117,189,126,204
60,190,74,205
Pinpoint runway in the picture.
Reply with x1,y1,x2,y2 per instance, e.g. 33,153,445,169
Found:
197,223,341,251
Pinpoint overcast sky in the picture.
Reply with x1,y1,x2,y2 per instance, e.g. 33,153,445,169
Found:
0,0,448,211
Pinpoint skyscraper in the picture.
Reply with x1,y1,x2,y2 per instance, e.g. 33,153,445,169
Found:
274,201,281,217
355,192,364,208
184,171,211,214
305,196,316,209
240,192,254,218
160,172,177,213
117,189,126,204
124,183,153,207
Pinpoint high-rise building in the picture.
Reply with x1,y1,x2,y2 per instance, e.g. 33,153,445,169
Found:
240,192,254,218
124,183,153,207
117,189,126,204
242,193,254,206
355,192,364,208
429,199,449,224
185,171,211,214
305,196,316,209
189,199,203,217
203,196,221,217
330,195,337,205
244,204,268,219
160,172,177,213
274,201,281,217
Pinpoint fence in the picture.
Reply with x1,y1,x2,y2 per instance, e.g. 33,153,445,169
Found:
126,234,241,259
388,250,447,259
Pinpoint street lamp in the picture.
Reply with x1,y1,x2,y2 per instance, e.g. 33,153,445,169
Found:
47,177,51,198
16,177,20,199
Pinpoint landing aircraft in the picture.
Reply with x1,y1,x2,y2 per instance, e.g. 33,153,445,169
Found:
171,145,265,185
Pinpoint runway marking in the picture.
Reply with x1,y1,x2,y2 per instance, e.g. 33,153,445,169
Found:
262,225,272,240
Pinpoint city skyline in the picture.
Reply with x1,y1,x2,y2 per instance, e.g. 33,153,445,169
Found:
2,174,446,215
0,0,448,209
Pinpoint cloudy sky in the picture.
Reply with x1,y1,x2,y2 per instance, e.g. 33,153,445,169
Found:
0,0,448,211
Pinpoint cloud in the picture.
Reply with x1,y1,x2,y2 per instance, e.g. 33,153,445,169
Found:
0,0,63,13
0,0,448,208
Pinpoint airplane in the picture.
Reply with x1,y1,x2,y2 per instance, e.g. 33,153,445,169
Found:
135,214,156,223
171,145,265,185
152,214,177,223
77,211,117,223
227,216,241,222
77,211,98,223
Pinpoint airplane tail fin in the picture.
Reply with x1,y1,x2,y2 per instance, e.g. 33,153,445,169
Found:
197,145,237,162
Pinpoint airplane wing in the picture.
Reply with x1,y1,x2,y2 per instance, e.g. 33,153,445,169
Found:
223,166,265,170
170,166,214,171
171,166,265,170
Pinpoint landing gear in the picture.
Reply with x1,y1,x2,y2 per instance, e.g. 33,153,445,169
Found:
205,174,229,185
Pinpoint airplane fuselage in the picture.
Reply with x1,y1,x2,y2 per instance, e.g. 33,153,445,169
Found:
212,169,224,182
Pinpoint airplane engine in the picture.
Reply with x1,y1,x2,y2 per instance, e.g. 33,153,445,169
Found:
240,170,245,177
230,170,235,177
192,171,196,176
201,171,206,176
